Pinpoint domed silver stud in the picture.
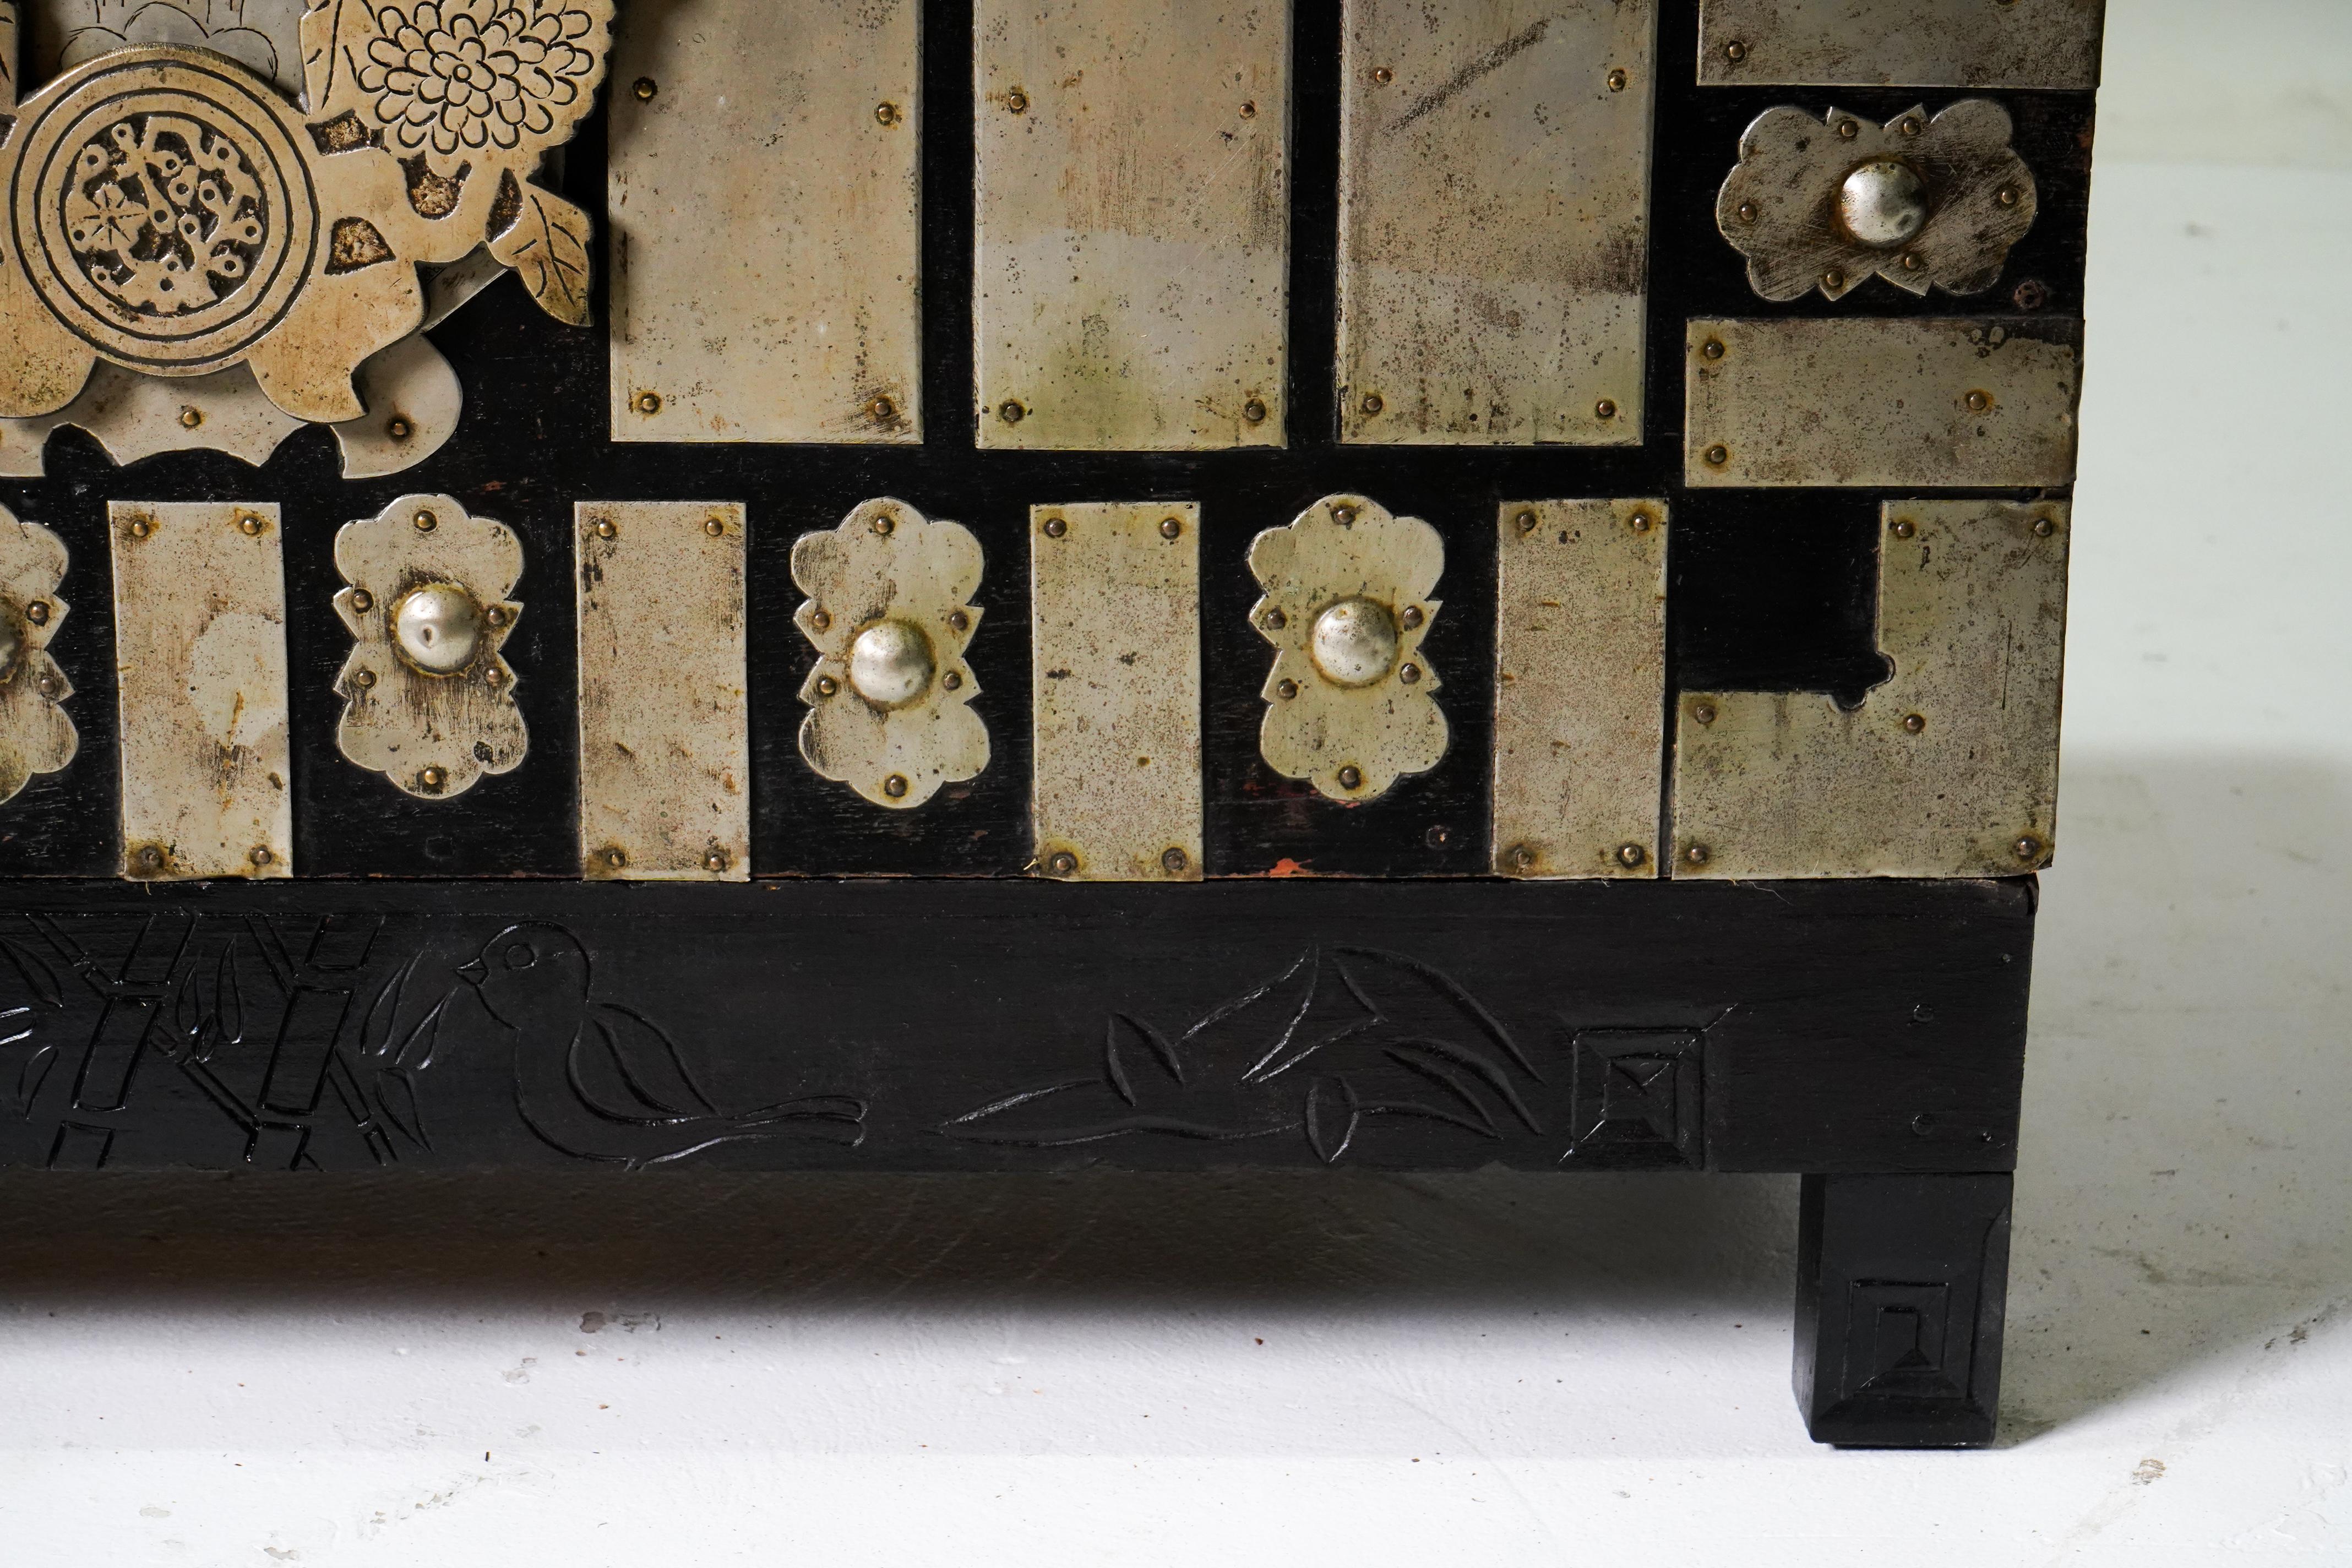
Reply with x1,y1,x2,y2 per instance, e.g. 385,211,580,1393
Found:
390,582,483,676
1308,598,1401,688
1838,159,1930,249
847,618,935,709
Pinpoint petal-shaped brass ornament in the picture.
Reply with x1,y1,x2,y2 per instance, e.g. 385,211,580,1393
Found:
0,506,79,807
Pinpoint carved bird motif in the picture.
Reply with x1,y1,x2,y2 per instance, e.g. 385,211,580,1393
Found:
457,923,863,1168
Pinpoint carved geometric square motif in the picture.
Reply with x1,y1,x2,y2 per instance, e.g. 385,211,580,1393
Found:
1567,1028,1704,1167
1842,1280,1967,1403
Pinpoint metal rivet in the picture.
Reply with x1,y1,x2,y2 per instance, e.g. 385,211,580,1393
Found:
1048,851,1077,876
867,394,896,422
605,847,627,869
1823,268,1846,290
35,675,57,697
1724,40,1746,62
874,101,900,127
1684,843,1711,867
1509,844,1536,870
1337,765,1364,791
1900,116,1923,137
351,589,375,613
704,850,729,872
484,667,503,687
1892,519,1917,539
128,516,152,539
1243,398,1268,423
873,513,896,536
949,610,971,632
1901,252,1923,270
1275,678,1299,700
635,391,661,415
810,608,832,630
1331,504,1358,527
24,600,49,625
354,668,377,689
1399,662,1421,684
1967,389,1992,413
1902,712,1926,734
136,846,164,870
1161,846,1189,873
1239,101,1256,119
1595,398,1616,420
816,675,839,696
248,846,272,867
178,405,202,428
484,606,507,629
2013,835,2042,862
883,774,908,799
1260,608,1287,631
1425,824,1450,848
1836,118,1859,140
942,671,962,691
1607,67,1627,91
418,766,446,790
1628,512,1652,532
1735,201,1758,224
1701,338,1724,360
1359,393,1384,416
386,416,413,440
1158,516,1182,540
1692,703,1717,726
1515,509,1538,533
1400,605,1423,629
1703,444,1729,466
592,518,616,539
1373,66,1394,84
1006,86,1030,114
1041,516,1066,538
1617,843,1647,868
705,516,725,537
1996,186,2019,207
998,399,1026,424
237,511,265,536
2013,278,2050,312
2033,517,2056,538
633,77,657,101
412,508,437,532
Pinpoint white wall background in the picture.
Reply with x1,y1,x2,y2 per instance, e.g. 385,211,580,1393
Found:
3,4,2349,1564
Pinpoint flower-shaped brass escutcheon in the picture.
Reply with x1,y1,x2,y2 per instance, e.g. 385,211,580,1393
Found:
333,493,526,799
1716,101,2038,303
1249,494,1446,802
792,498,988,810
0,507,79,806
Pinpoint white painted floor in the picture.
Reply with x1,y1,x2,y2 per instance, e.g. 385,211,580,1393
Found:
6,9,2351,1565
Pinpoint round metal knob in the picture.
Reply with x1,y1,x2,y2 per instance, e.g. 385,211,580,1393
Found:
1308,598,1400,688
1839,159,1930,248
848,619,935,709
391,583,482,675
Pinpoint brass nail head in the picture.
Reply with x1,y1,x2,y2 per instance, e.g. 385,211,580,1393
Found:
1048,851,1077,876
1823,268,1847,290
1400,605,1423,628
1701,338,1724,360
1736,201,1758,224
1373,66,1394,84
633,77,657,101
874,101,900,126
1901,712,1926,734
354,668,378,689
412,508,437,532
1684,843,1711,868
942,671,962,691
1692,703,1717,726
949,610,971,631
1337,765,1364,791
867,394,896,422
2013,836,2043,862
1837,119,1859,140
1359,393,1384,416
1158,516,1182,540
24,600,49,625
386,416,413,440
1892,519,1917,539
1399,663,1421,685
350,589,374,612
236,511,265,536
704,850,729,872
1703,444,1729,466
635,391,662,415
248,845,273,867
810,608,831,630
593,517,617,539
1161,846,1190,873
873,513,896,536
1243,398,1268,423
1261,608,1287,631
178,405,203,428
705,516,725,536
1997,186,2019,207
998,398,1026,424
418,766,447,790
1595,398,1617,420
1967,389,1992,412
1617,843,1647,868
883,774,908,799
1041,516,1066,538
1607,67,1627,91
1239,101,1256,119
2033,518,2056,538
1275,678,1299,700
1724,40,1747,62
1509,845,1536,870
1006,86,1030,114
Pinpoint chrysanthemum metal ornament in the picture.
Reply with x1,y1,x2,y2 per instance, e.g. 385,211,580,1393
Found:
1249,493,1447,803
0,1,610,438
792,498,989,812
1716,101,2038,303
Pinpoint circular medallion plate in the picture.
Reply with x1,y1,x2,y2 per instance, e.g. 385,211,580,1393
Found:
8,51,319,373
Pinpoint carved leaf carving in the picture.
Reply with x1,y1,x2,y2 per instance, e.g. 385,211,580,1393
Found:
487,179,592,325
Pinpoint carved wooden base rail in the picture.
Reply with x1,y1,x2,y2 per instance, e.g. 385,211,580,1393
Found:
0,874,2027,1446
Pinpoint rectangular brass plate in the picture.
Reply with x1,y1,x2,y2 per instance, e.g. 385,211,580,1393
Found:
1338,0,1654,447
1492,500,1667,878
575,502,750,881
1030,502,1203,880
974,0,1290,451
110,502,291,880
1673,500,2068,879
1697,0,2105,89
607,1,921,444
1685,318,2081,489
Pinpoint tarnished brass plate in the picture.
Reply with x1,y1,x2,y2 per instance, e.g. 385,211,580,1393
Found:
1698,0,2104,89
110,501,290,880
1493,500,1667,879
1673,500,2068,879
0,504,77,806
608,1,920,444
974,0,1289,451
1031,503,1203,880
575,502,749,881
1338,0,1654,446
1685,318,2080,488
